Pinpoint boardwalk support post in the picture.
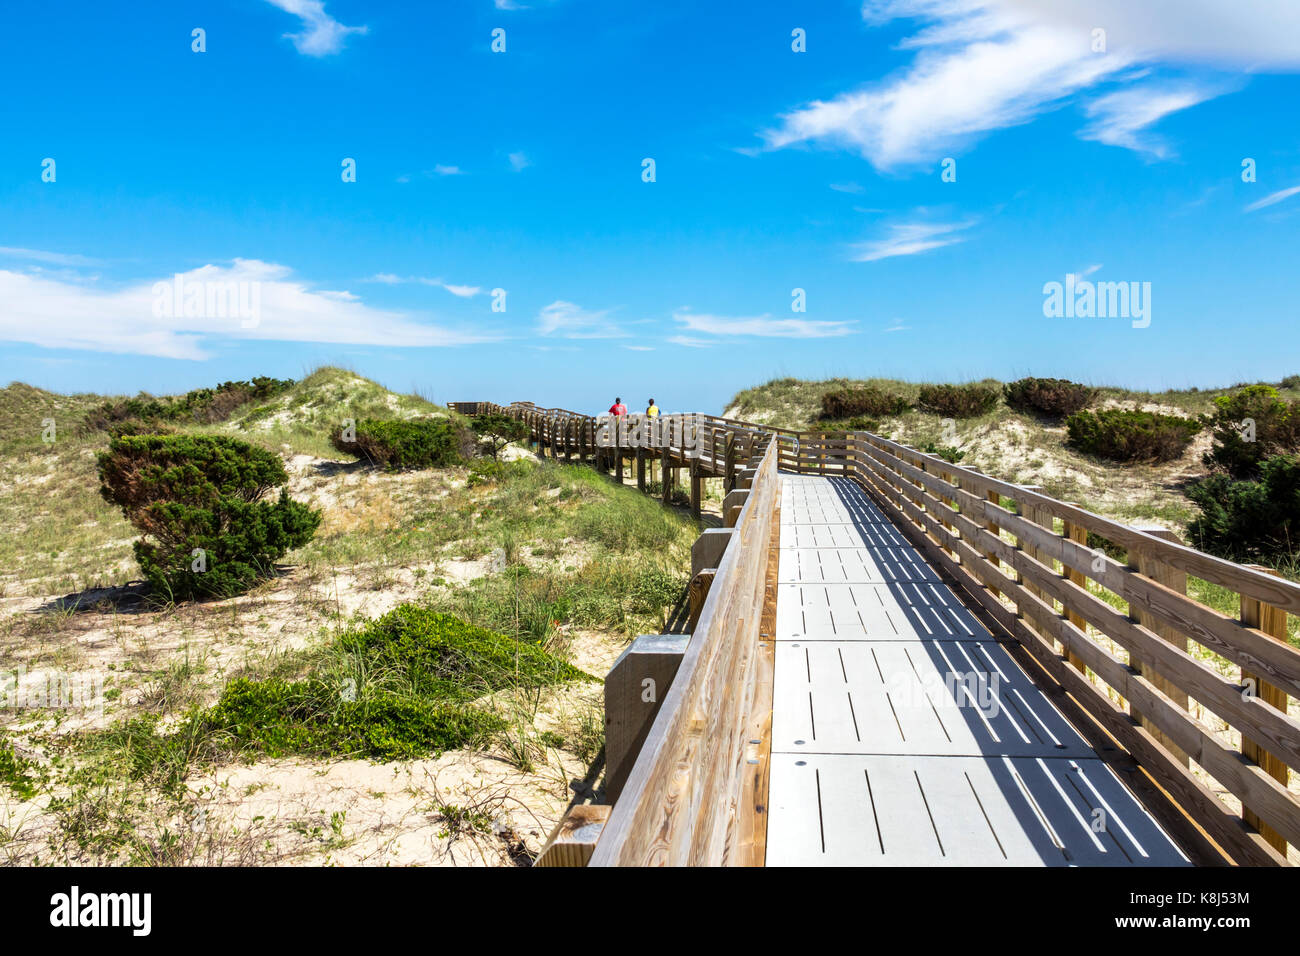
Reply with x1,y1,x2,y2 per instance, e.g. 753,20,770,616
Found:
723,489,749,528
692,528,734,576
604,633,690,803
534,804,611,867
687,569,716,632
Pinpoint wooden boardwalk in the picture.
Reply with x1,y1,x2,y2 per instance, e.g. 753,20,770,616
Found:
766,474,1190,866
461,400,1300,867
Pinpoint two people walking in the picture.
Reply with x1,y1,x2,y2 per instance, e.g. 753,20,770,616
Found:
608,397,658,417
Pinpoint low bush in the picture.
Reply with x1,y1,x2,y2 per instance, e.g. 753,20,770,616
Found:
201,678,503,762
97,434,320,599
1186,454,1300,561
1065,409,1201,463
820,386,908,420
470,412,529,460
1201,385,1300,480
921,441,965,464
331,417,472,470
916,384,999,418
1003,377,1096,418
84,377,293,431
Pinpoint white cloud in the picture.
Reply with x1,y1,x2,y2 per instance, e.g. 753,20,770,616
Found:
883,317,910,333
0,259,492,360
537,300,623,338
667,335,713,349
366,274,482,297
432,165,464,176
849,218,975,262
1080,83,1221,157
673,309,856,339
508,152,532,172
264,0,367,56
763,0,1300,168
0,247,102,267
1245,185,1300,213
624,345,655,351
830,182,865,194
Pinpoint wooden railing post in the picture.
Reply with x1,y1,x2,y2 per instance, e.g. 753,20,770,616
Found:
1240,565,1290,856
984,486,1002,599
1062,519,1089,673
1126,527,1190,766
535,805,610,867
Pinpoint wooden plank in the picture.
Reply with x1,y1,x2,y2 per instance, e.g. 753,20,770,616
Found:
736,488,780,866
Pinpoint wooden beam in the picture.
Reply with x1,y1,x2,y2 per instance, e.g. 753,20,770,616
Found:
534,804,611,867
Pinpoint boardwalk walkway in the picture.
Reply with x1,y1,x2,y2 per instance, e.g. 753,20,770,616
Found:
766,473,1190,866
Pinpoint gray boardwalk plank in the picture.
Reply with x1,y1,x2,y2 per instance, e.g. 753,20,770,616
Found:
768,472,1189,867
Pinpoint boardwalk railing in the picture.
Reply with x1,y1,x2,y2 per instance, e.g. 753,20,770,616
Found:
453,402,1298,866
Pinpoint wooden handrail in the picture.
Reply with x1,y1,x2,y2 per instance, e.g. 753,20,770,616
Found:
590,438,778,865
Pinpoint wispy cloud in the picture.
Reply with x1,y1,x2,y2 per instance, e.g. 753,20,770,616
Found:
264,0,367,56
849,219,975,262
883,317,910,333
673,309,855,339
1080,84,1222,158
829,182,864,194
0,259,493,359
367,274,482,297
762,1,1300,169
432,164,464,176
537,300,623,338
666,335,712,348
1245,184,1300,213
508,152,532,172
0,247,103,267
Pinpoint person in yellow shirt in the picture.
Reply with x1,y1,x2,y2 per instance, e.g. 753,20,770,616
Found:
646,398,659,418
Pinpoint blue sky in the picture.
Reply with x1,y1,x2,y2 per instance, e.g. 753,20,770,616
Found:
3,0,1299,414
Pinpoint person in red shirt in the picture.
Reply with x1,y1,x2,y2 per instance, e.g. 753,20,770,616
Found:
608,397,627,416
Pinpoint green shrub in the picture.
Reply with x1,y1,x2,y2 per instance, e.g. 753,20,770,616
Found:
1186,454,1300,561
1065,409,1201,463
916,384,999,418
84,377,293,431
97,434,320,599
0,734,44,800
921,441,965,463
820,387,908,420
470,412,529,460
1004,377,1096,418
1279,374,1300,390
1201,385,1300,480
202,678,503,762
331,417,471,469
336,604,590,701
